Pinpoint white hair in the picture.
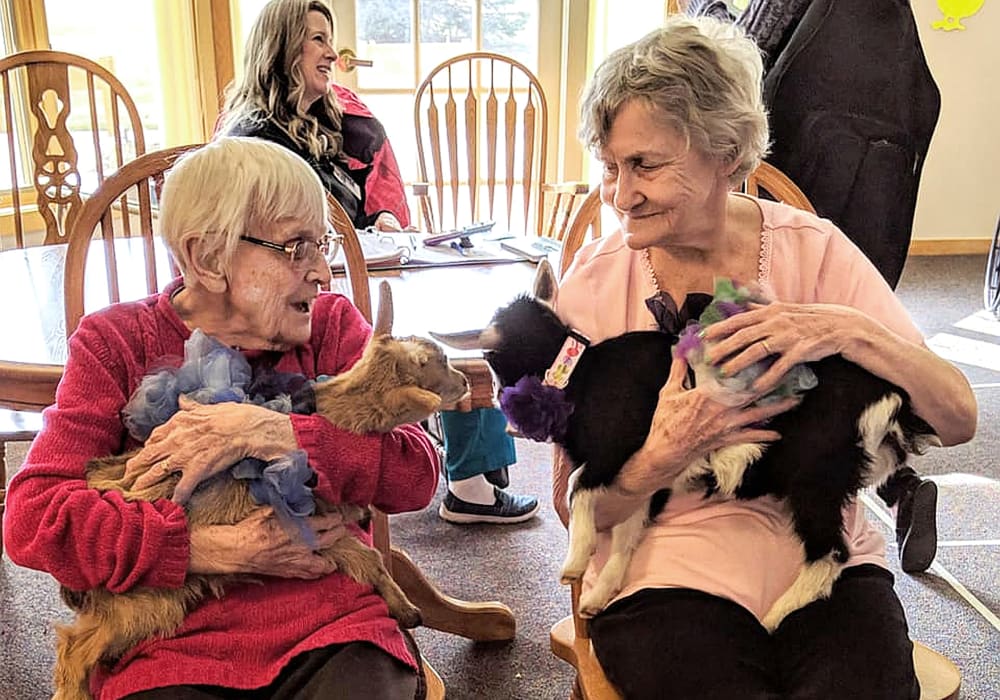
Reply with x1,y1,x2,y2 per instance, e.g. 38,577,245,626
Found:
160,137,327,281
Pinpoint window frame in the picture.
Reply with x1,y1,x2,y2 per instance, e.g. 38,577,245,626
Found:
1,0,234,240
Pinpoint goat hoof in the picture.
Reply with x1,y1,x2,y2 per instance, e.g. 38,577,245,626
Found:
577,592,608,618
559,562,586,583
395,606,422,629
760,609,784,634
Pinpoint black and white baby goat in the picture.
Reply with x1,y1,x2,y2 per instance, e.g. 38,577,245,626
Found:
434,260,938,629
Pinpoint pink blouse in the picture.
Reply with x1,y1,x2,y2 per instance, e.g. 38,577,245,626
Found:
554,195,924,621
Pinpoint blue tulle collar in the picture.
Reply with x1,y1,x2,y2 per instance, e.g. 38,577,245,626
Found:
122,330,321,548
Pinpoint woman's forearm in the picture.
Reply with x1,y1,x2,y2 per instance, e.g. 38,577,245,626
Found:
845,322,977,446
555,444,655,531
593,447,670,531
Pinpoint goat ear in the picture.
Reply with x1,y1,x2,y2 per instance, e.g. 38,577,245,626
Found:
429,326,501,350
403,340,431,366
373,281,393,337
532,259,557,305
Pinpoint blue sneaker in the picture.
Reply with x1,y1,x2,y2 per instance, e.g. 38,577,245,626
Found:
438,487,539,524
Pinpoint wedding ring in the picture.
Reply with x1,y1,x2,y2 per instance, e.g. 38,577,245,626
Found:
760,340,773,355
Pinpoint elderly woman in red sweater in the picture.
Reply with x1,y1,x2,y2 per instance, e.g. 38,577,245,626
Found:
3,137,438,699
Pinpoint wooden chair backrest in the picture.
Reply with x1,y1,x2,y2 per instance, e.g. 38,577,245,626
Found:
323,194,401,563
742,161,816,214
558,186,602,278
0,50,146,250
414,51,573,237
325,193,372,322
64,144,199,335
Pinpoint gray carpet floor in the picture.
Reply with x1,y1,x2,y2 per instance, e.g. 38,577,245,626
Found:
2,254,998,699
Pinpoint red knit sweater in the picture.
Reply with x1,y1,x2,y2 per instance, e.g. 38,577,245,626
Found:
3,279,440,699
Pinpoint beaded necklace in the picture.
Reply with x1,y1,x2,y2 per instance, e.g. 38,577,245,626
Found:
641,247,661,292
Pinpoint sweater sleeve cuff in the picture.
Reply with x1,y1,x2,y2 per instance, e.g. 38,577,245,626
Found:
148,503,192,589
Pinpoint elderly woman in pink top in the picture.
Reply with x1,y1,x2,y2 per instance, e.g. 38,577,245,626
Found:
554,16,977,700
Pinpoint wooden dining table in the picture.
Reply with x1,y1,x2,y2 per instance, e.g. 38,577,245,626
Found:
0,238,176,411
0,237,547,643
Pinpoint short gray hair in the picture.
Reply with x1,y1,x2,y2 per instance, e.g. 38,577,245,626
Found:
160,137,327,281
579,15,769,185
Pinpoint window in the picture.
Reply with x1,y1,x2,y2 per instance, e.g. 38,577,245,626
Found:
42,0,163,190
347,0,539,186
1,2,24,192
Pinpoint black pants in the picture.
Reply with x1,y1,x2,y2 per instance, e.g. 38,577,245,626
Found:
123,641,421,700
589,565,919,700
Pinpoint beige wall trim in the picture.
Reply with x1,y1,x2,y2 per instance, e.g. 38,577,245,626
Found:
9,0,48,49
557,0,588,183
191,0,235,139
908,238,991,256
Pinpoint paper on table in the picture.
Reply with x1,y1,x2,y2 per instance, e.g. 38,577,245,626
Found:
408,235,526,266
498,236,562,263
327,232,408,270
328,231,538,270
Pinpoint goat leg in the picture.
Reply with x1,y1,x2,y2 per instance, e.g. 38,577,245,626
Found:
578,507,648,618
760,481,854,632
54,588,191,700
760,552,841,632
317,536,421,628
560,487,600,584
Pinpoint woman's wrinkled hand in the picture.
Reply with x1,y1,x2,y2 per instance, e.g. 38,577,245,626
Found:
188,509,348,578
372,212,403,232
700,301,873,395
125,395,297,504
617,354,800,498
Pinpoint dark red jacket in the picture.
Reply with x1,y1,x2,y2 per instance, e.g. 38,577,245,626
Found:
332,84,411,228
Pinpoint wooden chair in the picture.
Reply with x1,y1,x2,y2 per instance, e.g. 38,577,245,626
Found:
558,186,602,279
411,52,584,454
550,580,960,700
327,192,516,649
0,50,146,249
0,51,147,541
549,163,961,700
412,52,588,239
64,145,197,333
743,160,816,215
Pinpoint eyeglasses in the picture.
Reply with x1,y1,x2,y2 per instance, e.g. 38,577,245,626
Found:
239,232,341,268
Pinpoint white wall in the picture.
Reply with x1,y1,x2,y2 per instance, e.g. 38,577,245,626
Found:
579,1,998,244
910,0,998,241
